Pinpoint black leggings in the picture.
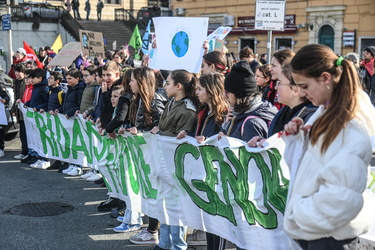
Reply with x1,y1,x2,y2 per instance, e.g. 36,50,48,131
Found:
147,217,159,233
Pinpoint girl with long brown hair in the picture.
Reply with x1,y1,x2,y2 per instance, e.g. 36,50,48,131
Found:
284,44,375,249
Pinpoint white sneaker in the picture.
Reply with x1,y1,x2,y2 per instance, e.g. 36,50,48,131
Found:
67,167,83,176
62,165,75,174
30,160,43,168
81,170,95,179
35,160,51,169
14,154,25,159
86,173,102,182
0,150,4,158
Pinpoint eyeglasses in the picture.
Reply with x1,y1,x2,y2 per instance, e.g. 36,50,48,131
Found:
275,81,290,87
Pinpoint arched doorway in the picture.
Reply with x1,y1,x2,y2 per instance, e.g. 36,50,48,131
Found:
319,25,335,50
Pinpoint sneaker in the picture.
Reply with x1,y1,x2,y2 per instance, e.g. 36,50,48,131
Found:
117,216,124,223
14,153,26,159
81,170,95,179
86,173,102,182
113,223,141,233
27,157,39,165
30,160,43,168
187,229,207,246
110,206,126,218
46,161,62,170
97,197,119,212
20,154,32,163
130,228,159,245
67,167,83,176
58,163,70,173
0,149,4,158
62,165,75,174
35,160,51,170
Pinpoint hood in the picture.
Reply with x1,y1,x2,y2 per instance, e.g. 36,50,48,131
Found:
236,100,278,123
34,78,48,87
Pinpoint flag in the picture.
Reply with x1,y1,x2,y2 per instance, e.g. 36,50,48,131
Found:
141,20,151,55
23,41,44,69
129,24,142,60
51,34,63,54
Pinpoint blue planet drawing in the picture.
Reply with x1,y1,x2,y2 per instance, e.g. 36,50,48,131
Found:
171,31,189,58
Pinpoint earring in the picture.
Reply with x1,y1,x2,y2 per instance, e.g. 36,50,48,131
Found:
326,85,330,90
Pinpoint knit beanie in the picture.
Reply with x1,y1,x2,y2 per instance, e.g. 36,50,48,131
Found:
365,46,375,57
16,48,26,56
224,61,257,98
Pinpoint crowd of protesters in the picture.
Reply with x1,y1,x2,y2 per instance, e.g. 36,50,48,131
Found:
0,41,375,250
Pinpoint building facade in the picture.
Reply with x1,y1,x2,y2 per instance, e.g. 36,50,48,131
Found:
170,0,375,57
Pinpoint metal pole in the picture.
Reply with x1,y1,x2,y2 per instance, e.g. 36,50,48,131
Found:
7,5,12,73
267,30,272,64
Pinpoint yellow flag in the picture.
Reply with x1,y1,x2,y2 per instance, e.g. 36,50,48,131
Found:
51,34,63,54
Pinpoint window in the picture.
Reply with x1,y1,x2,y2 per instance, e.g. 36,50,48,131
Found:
240,39,255,51
275,38,292,50
360,38,375,53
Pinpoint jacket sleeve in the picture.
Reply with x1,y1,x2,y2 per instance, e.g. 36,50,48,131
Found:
0,85,10,105
105,95,130,133
158,110,197,137
34,86,49,111
241,118,268,142
286,136,370,234
66,88,84,117
151,96,166,127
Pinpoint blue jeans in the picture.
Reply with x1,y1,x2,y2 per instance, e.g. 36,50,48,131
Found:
123,209,142,225
158,224,187,250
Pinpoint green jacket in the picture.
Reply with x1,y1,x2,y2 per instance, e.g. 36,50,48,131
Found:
157,97,197,137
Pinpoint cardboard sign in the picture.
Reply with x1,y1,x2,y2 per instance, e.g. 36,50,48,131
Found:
79,30,105,58
47,42,82,67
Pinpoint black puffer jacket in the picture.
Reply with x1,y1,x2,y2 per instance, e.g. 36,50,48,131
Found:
105,93,133,133
59,82,86,117
134,88,168,131
99,78,122,129
24,79,49,111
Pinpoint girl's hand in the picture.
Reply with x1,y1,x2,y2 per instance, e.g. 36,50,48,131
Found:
195,135,206,144
127,127,138,135
99,128,105,136
150,126,160,134
107,131,116,139
177,130,187,139
74,110,80,116
118,127,126,134
284,117,305,135
247,136,260,147
54,109,59,114
82,111,88,119
39,109,44,113
218,132,226,140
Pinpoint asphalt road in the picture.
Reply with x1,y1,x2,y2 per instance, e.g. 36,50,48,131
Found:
1,136,234,250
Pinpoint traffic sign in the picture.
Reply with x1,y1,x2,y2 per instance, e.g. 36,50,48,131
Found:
254,0,286,31
2,14,11,31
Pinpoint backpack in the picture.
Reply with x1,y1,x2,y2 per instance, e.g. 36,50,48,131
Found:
49,90,64,105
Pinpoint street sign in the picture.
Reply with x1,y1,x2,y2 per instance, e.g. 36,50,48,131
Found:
2,14,11,31
254,0,286,31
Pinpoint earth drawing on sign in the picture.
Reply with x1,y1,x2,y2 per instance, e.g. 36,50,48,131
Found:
171,31,189,58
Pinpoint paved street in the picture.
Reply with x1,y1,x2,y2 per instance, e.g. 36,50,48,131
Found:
0,136,236,250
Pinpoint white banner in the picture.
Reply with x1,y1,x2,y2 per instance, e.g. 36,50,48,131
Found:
20,105,375,249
